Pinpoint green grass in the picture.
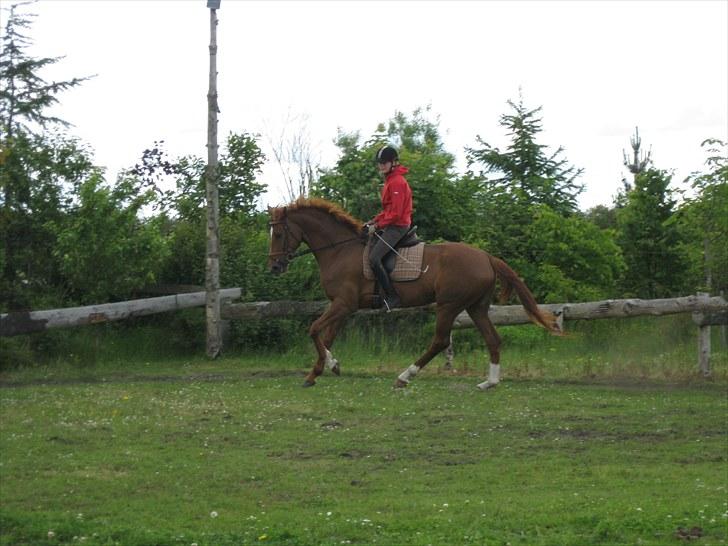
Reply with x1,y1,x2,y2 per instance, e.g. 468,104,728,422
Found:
1,358,726,545
4,312,726,382
1,315,726,545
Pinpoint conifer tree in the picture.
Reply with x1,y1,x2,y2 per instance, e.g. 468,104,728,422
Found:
617,168,686,298
466,95,584,216
464,95,585,282
0,3,92,309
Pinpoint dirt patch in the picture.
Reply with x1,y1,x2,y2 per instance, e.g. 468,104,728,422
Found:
0,370,306,388
675,526,703,540
339,450,366,459
320,420,344,430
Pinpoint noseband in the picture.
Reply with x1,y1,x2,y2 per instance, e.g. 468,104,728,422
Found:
268,215,298,271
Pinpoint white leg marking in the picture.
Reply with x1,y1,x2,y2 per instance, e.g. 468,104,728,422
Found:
325,349,339,371
397,364,419,384
476,363,500,391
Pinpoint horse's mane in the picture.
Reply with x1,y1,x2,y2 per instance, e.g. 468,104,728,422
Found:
286,197,363,232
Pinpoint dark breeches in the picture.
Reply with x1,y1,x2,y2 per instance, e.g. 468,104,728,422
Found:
368,225,409,271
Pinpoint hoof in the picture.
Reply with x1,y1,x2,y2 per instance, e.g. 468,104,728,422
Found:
476,381,498,391
331,363,341,376
394,378,408,389
302,379,316,388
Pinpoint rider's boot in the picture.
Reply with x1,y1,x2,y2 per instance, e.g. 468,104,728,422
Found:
373,264,401,311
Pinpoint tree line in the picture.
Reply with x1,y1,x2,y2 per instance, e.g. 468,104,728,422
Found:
2,5,727,324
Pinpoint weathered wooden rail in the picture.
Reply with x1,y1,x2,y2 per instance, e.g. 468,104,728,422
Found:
222,294,727,376
2,291,725,375
221,294,728,326
0,289,241,337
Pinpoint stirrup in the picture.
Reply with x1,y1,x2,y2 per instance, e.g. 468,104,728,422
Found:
383,294,401,312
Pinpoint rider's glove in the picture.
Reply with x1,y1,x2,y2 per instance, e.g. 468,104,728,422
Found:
362,222,377,236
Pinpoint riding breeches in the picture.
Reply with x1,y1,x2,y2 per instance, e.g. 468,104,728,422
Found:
368,225,410,271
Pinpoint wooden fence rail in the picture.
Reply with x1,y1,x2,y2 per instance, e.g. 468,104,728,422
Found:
0,289,241,337
3,291,725,375
222,294,727,377
222,294,728,326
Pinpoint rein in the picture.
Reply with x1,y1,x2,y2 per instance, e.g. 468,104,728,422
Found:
289,235,363,259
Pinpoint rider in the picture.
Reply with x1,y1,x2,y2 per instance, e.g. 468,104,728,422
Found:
365,145,413,311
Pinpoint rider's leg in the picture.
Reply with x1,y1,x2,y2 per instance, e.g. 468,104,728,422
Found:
368,226,408,310
371,260,400,311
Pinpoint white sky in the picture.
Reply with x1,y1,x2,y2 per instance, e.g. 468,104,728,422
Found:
22,0,728,211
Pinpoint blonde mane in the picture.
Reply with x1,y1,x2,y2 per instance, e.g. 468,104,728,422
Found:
285,197,363,232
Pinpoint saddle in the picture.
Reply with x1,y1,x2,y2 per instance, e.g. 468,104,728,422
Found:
363,226,426,282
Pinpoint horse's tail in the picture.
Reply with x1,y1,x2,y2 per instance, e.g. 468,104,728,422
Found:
488,255,562,335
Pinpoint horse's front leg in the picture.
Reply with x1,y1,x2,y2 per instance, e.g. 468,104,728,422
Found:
304,301,353,387
322,325,341,376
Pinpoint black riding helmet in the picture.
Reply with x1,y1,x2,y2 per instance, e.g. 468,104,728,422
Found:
376,145,399,164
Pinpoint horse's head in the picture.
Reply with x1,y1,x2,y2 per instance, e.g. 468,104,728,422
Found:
267,206,304,275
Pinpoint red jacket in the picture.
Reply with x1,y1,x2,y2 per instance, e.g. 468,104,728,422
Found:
374,165,412,227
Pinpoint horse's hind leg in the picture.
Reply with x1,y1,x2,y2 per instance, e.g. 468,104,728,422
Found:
395,304,461,388
466,299,502,390
443,333,454,371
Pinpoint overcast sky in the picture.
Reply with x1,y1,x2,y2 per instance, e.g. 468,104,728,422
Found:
22,0,728,210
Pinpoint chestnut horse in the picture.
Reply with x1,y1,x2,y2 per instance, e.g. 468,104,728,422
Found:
267,197,560,389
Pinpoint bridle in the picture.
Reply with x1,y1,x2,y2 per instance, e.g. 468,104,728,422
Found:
268,214,299,271
268,208,364,270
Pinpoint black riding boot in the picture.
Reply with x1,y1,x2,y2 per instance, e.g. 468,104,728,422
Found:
372,263,401,311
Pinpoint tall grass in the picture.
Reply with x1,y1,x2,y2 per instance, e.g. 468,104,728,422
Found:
2,311,725,383
256,313,727,382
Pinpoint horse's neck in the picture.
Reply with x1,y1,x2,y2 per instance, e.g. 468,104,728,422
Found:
295,210,355,254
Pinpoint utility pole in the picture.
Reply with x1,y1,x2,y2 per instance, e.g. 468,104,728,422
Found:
205,0,221,358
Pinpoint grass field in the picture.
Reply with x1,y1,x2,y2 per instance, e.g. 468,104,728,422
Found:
1,341,727,546
1,315,727,545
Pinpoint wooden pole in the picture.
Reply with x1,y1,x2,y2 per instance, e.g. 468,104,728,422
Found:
222,295,728,324
0,289,241,337
205,3,221,358
695,292,712,377
721,290,727,348
698,323,712,377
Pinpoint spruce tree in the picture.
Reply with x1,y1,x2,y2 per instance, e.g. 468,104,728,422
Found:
617,168,686,298
1,3,92,309
464,95,585,279
466,96,584,216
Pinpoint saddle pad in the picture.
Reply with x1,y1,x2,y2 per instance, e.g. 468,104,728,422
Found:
363,242,426,282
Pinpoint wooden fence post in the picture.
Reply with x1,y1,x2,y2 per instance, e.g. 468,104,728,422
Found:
695,292,712,378
721,290,727,348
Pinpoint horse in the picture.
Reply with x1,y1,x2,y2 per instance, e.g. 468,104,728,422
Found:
267,197,561,389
